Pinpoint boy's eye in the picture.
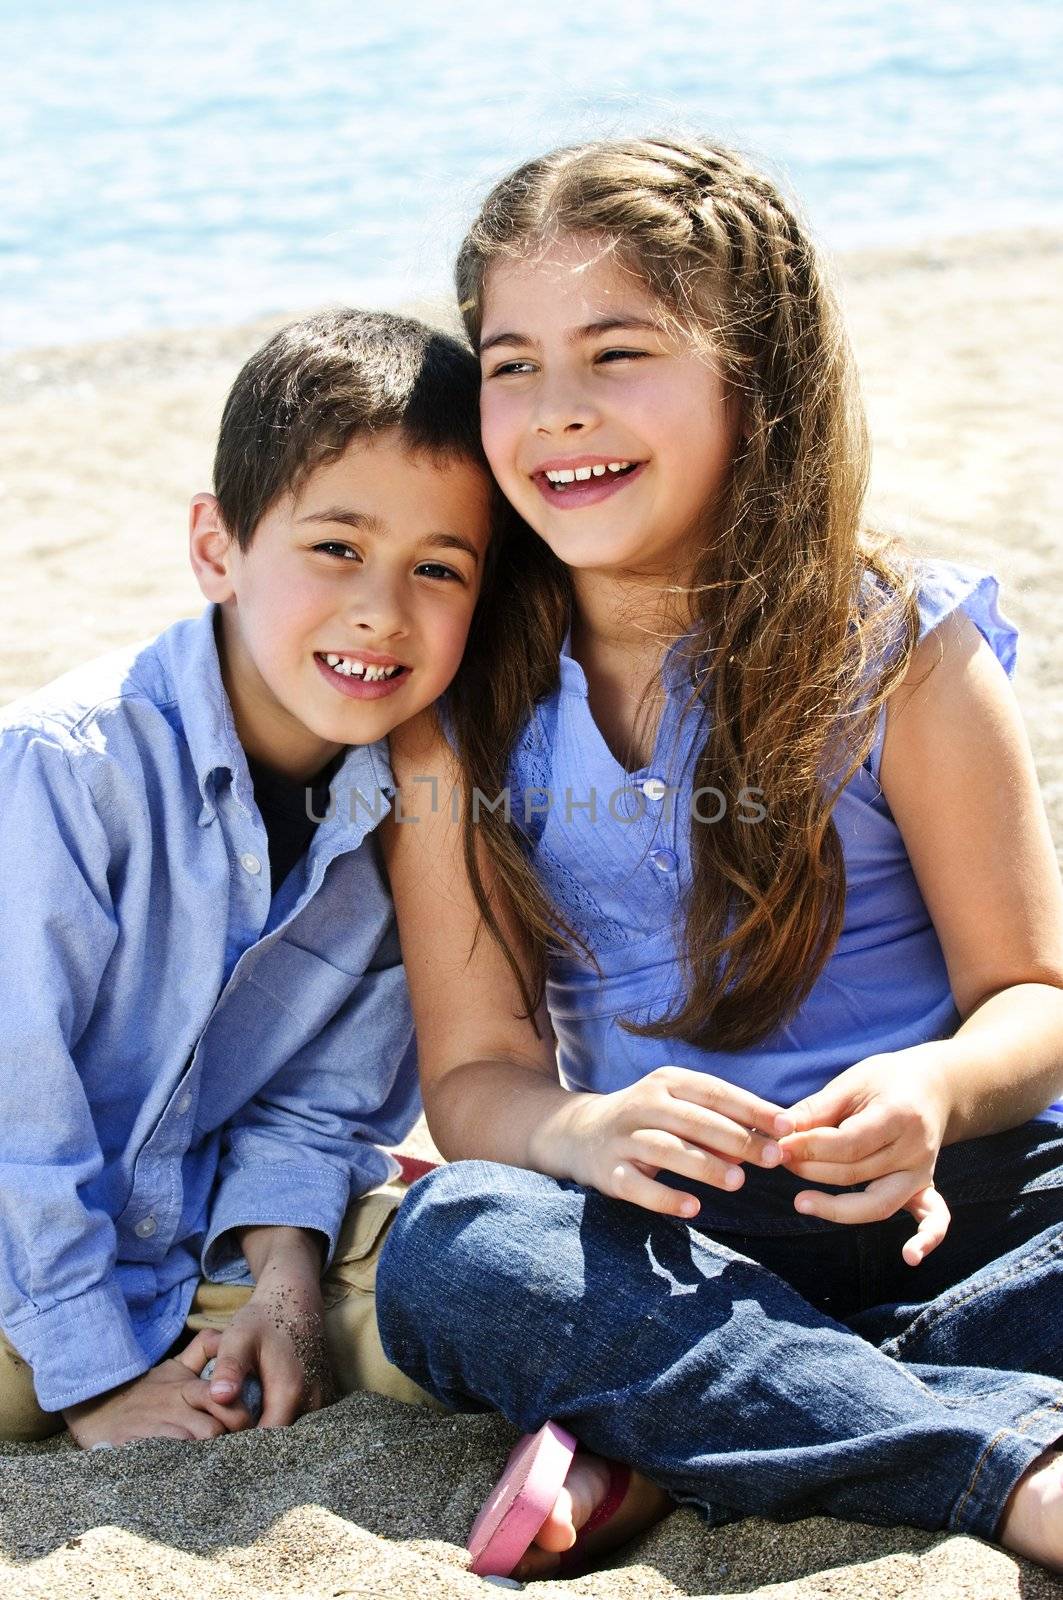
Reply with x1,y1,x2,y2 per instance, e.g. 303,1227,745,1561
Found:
313,540,359,560
415,561,462,582
484,358,536,378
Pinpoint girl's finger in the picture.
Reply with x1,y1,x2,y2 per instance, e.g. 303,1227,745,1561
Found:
777,1109,894,1168
778,1143,901,1188
628,1128,748,1193
656,1103,784,1168
655,1067,785,1135
901,1186,952,1265
605,1159,704,1219
792,1170,913,1225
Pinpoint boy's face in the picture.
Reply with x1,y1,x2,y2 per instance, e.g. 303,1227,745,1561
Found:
190,427,492,780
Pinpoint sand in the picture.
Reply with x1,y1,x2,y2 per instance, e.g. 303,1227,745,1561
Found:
1,231,1062,1597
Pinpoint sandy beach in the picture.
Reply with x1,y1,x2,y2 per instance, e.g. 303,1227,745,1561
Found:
2,230,1062,1598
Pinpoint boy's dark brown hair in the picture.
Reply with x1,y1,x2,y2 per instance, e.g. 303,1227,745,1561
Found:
213,307,486,548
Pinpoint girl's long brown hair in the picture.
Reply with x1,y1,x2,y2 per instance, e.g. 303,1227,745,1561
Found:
446,136,921,1051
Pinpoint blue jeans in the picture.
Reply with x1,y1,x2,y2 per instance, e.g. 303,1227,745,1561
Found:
376,1120,1063,1541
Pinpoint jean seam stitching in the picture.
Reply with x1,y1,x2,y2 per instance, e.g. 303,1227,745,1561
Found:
885,1233,1062,1361
951,1394,1063,1529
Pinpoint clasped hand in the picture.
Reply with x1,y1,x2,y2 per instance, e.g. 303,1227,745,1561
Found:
774,1042,953,1265
64,1259,333,1449
558,1043,953,1264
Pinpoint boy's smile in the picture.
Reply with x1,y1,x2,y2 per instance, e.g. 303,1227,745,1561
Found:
190,428,492,781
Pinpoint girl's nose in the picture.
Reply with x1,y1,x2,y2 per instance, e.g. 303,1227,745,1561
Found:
532,375,600,437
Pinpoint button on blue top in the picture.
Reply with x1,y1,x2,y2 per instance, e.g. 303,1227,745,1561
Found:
504,560,1063,1128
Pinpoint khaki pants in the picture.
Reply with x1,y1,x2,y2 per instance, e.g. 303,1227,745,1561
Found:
0,1187,431,1443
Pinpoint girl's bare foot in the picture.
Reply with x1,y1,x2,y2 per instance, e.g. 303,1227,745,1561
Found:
997,1450,1062,1571
513,1453,672,1580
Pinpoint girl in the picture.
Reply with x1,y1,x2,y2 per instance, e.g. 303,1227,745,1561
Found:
375,137,1063,1579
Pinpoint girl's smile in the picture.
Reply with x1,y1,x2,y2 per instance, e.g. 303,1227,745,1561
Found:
478,234,740,579
532,456,646,510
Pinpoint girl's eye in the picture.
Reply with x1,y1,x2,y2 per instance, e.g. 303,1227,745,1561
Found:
313,540,359,560
596,348,647,363
415,561,463,582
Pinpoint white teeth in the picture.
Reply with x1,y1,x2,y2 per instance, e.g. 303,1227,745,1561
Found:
324,658,403,682
544,461,632,485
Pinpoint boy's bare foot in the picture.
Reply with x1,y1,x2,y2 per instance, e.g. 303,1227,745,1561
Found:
513,1452,672,1580
997,1450,1062,1571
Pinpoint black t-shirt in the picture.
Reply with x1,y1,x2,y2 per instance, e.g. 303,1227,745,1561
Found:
246,751,344,892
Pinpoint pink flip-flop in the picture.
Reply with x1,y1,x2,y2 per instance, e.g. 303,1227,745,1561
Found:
467,1420,631,1580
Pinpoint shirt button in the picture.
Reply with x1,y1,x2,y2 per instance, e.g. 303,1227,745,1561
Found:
134,1216,158,1239
641,777,669,802
649,848,678,874
175,1093,193,1115
240,852,262,875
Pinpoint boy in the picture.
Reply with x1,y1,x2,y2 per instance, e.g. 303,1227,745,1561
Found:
0,308,494,1448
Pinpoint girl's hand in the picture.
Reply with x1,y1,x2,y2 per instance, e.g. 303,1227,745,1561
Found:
774,1042,954,1263
193,1248,335,1428
546,1066,787,1218
63,1329,234,1448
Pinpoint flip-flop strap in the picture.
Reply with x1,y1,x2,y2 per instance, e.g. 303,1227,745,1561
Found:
394,1154,439,1185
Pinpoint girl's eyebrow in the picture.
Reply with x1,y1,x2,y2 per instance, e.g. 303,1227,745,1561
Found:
479,315,659,355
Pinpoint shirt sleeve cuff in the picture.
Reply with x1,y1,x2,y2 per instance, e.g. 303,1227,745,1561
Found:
202,1162,353,1281
5,1280,151,1412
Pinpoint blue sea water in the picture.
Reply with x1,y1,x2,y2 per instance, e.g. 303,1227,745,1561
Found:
3,0,1062,352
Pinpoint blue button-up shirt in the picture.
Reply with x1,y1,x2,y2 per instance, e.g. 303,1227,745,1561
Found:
0,607,418,1410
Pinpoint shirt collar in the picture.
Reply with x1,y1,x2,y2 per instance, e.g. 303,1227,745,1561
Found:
155,605,394,829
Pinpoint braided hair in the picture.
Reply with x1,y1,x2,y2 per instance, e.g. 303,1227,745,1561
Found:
446,136,920,1050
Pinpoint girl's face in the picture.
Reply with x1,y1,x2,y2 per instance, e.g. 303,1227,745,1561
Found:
478,234,740,582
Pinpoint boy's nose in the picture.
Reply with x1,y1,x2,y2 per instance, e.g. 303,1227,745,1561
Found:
342,581,408,641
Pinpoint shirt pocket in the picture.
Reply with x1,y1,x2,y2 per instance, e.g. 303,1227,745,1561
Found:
193,941,365,1132
245,939,362,1028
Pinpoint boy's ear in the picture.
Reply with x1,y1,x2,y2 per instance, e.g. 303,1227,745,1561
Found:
189,494,237,602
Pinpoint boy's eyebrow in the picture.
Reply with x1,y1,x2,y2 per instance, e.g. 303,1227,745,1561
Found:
299,508,481,564
479,315,660,355
300,507,383,531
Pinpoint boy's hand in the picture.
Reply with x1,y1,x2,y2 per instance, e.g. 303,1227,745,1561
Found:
547,1066,786,1218
774,1043,954,1264
191,1229,335,1428
63,1329,236,1448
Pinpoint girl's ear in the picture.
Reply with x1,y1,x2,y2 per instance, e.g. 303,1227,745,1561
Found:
189,494,237,602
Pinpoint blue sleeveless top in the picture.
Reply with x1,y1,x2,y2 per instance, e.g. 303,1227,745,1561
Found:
507,559,1063,1124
